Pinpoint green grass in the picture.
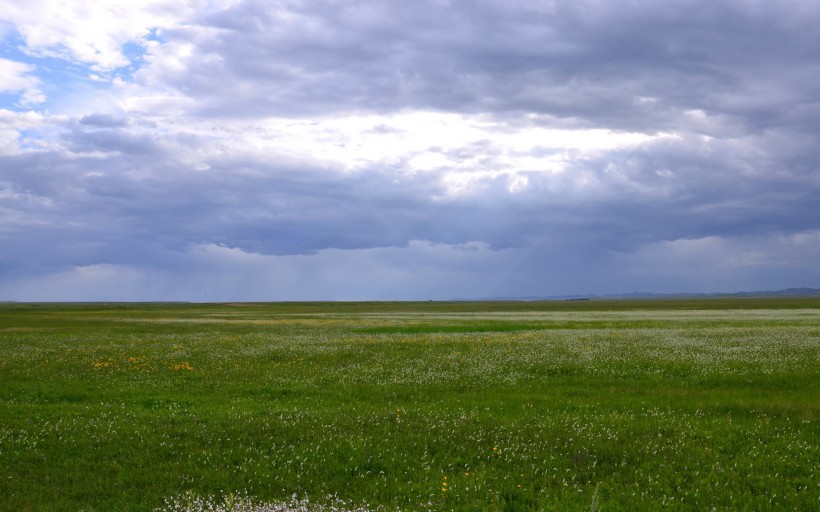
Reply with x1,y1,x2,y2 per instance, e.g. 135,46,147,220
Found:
0,299,818,511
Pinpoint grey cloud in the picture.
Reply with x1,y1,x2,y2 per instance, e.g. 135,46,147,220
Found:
1,147,441,272
64,128,160,155
79,113,128,128
141,0,820,135
3,124,817,274
62,118,165,155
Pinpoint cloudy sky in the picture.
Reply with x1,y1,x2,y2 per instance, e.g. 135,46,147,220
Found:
1,0,819,301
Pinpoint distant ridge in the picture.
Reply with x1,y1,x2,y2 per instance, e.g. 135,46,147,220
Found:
453,288,820,301
598,287,820,300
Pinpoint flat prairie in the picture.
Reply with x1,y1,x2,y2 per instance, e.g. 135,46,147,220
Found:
0,299,817,511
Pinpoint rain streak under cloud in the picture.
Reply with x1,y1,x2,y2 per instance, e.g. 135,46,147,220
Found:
1,0,819,301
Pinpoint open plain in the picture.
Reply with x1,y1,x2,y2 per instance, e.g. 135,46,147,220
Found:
0,299,817,511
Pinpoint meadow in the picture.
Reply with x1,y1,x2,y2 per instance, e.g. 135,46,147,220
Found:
0,299,817,511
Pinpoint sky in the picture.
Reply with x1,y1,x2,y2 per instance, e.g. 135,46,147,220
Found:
1,0,819,301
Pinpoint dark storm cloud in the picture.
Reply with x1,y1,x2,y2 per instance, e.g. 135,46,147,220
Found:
2,140,534,270
149,0,820,132
562,135,820,245
0,146,437,272
3,126,816,276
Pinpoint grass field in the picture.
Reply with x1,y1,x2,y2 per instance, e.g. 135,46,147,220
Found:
0,299,818,511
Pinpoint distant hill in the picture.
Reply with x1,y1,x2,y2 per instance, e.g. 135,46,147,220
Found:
454,288,820,301
601,288,820,299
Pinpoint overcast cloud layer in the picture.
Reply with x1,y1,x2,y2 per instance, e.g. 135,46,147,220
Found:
1,0,819,301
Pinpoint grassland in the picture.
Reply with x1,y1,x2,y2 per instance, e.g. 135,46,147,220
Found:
0,299,817,511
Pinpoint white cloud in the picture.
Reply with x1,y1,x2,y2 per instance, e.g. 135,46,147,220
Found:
72,108,670,197
0,0,236,72
0,108,45,153
0,57,44,106
0,58,37,91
